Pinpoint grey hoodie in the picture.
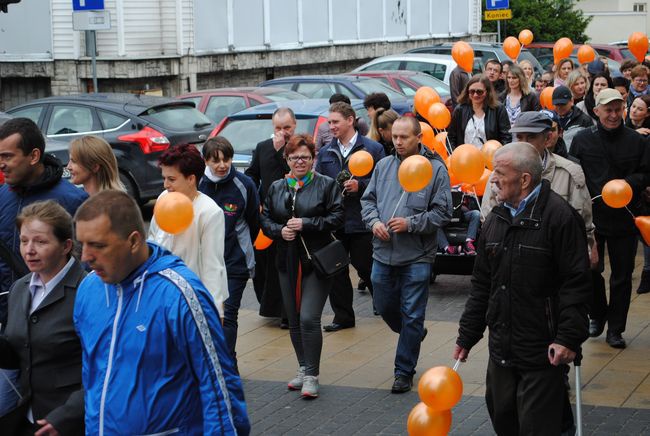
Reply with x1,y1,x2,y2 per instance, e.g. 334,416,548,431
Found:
361,146,452,266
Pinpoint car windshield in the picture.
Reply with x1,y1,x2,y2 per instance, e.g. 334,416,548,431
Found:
353,79,407,99
408,75,450,96
264,91,305,102
218,118,318,156
140,105,213,130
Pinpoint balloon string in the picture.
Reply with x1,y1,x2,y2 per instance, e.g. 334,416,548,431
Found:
625,206,636,219
390,191,406,220
591,194,602,203
453,358,462,372
443,129,453,156
471,186,486,221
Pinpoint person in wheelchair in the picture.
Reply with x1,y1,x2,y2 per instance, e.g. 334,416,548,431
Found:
437,190,481,255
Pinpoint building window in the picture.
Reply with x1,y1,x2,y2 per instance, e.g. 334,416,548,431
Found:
634,3,647,12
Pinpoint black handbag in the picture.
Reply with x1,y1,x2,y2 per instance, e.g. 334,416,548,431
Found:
300,234,349,279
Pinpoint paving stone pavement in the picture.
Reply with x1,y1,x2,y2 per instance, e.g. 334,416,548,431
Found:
244,379,650,435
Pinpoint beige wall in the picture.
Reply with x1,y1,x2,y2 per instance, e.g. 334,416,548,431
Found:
584,13,648,43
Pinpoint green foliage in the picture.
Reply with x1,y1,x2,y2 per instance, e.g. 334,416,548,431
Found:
482,0,592,43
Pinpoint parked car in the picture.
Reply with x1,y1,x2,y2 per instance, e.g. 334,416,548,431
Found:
406,42,544,77
342,70,453,110
7,93,215,204
352,53,465,85
535,54,621,76
177,87,306,124
0,111,71,184
527,42,642,64
209,99,369,169
259,75,412,114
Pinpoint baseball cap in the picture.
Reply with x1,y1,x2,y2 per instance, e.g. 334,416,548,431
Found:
587,59,606,75
509,111,553,134
595,88,624,106
552,86,573,105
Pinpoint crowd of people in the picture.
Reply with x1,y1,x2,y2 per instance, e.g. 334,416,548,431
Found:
0,50,649,435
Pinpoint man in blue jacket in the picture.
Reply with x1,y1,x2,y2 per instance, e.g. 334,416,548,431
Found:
315,102,385,331
73,190,250,435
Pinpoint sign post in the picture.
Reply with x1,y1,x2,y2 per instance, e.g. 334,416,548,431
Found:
72,0,109,93
485,0,510,44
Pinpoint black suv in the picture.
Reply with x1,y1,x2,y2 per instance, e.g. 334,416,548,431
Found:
7,93,215,203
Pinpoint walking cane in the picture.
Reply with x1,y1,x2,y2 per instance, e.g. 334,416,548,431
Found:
574,352,583,436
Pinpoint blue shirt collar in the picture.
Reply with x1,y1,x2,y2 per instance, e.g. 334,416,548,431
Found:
504,183,542,218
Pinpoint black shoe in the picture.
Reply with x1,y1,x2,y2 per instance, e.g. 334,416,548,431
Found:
323,322,355,332
637,270,650,294
589,319,604,338
373,308,379,316
279,318,289,330
391,375,413,393
358,279,367,291
606,331,626,349
421,327,428,342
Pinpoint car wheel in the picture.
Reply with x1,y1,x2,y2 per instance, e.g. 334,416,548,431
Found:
119,172,141,204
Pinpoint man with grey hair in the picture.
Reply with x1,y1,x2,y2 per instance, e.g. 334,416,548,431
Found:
454,142,591,435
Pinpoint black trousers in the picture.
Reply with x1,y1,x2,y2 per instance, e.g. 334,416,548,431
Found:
590,233,638,334
253,245,286,319
328,231,374,325
486,360,567,436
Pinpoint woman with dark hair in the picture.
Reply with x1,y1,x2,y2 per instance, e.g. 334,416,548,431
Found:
499,64,541,124
626,94,650,135
199,136,260,361
367,108,399,156
0,200,85,435
260,134,344,399
576,73,613,122
448,74,512,149
148,143,228,317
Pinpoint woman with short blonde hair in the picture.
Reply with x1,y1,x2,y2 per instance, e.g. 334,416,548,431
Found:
67,135,123,195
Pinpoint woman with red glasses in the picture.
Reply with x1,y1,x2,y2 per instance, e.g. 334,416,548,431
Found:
447,75,512,150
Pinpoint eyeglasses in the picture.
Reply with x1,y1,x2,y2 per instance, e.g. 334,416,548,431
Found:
287,155,313,163
469,89,486,96
634,78,648,84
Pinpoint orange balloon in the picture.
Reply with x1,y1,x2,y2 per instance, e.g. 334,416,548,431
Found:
445,157,461,186
433,132,449,160
420,122,436,150
503,36,521,61
462,168,492,197
398,154,433,193
628,32,649,62
452,41,474,73
481,140,502,171
154,192,194,235
418,366,464,411
602,179,633,208
348,150,374,177
450,144,485,185
414,87,440,118
553,37,574,65
577,45,596,64
254,229,273,250
636,216,650,245
427,102,451,130
539,86,556,111
519,29,534,46
407,402,452,436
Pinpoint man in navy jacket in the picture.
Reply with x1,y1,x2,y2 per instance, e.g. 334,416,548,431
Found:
315,102,385,331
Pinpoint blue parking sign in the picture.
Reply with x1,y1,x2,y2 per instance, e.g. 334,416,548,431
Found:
485,0,509,10
72,0,104,11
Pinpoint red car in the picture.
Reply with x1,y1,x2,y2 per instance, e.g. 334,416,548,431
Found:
177,87,306,124
342,70,452,111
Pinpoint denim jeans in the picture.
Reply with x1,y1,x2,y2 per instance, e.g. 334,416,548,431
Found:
437,209,480,249
0,368,19,417
222,276,249,361
371,260,431,377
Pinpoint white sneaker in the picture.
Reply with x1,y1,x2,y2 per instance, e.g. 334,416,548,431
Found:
301,375,319,398
287,366,305,390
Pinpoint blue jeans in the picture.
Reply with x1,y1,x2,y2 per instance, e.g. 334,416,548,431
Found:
437,209,480,249
222,276,249,361
371,261,431,377
644,243,650,272
0,368,19,417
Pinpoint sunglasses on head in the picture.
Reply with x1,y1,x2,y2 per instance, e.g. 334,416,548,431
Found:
469,89,485,96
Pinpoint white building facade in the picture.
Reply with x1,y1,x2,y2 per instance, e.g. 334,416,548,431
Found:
576,0,649,44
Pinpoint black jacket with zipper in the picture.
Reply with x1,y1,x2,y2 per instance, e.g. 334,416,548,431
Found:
457,180,591,370
447,103,512,149
260,173,344,272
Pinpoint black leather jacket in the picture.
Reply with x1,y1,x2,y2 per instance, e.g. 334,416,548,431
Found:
447,103,512,149
260,173,344,271
457,180,591,370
